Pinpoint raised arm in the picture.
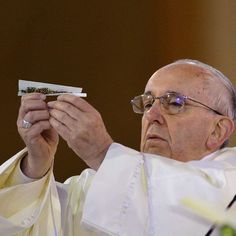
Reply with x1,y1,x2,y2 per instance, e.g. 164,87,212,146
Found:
17,93,59,178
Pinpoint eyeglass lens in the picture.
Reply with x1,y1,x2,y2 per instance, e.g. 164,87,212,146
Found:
131,93,186,114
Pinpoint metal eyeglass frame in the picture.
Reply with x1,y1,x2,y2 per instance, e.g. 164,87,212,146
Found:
131,91,224,116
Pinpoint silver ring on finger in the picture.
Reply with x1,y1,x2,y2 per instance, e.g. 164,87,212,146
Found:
22,119,32,129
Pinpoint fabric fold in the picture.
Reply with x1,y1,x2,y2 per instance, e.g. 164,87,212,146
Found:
0,148,61,235
81,143,149,236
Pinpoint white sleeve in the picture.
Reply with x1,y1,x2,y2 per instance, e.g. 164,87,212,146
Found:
81,143,149,236
0,149,98,236
0,149,58,235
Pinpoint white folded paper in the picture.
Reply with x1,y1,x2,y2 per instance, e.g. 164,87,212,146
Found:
18,80,87,97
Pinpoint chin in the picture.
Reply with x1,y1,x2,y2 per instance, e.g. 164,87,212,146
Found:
142,146,171,158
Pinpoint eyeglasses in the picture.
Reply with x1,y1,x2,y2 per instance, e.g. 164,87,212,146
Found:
131,91,223,115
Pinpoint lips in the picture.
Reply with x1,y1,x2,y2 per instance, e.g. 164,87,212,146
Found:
146,133,166,141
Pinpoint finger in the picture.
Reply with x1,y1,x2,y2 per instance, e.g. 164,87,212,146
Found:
48,100,81,120
20,120,51,143
21,93,46,101
18,99,48,122
49,108,75,130
18,110,50,127
57,94,95,113
49,116,70,141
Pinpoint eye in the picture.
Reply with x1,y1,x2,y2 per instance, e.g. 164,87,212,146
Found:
168,96,185,107
161,93,186,114
143,102,153,110
142,95,154,111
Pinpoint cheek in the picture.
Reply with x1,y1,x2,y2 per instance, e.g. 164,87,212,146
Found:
141,116,148,140
169,119,209,149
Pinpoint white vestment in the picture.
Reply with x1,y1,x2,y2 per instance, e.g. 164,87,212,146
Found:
0,143,235,235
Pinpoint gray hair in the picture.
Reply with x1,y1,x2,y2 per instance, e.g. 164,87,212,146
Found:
171,59,236,147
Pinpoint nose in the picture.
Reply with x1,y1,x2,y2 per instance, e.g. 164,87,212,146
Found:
144,100,165,124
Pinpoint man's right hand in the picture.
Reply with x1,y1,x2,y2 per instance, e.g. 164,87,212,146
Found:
17,93,59,179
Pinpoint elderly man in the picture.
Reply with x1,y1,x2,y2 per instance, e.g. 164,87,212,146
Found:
0,59,235,236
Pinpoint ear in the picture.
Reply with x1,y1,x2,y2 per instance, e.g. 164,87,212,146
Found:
206,117,235,150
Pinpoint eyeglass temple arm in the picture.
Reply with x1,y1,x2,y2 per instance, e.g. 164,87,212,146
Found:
188,97,223,116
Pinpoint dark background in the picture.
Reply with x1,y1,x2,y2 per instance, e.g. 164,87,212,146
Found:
1,1,236,182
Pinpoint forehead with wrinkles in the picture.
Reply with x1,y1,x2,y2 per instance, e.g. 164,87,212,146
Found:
145,63,225,103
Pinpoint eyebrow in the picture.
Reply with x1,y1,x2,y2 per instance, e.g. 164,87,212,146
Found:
144,90,181,96
144,91,152,95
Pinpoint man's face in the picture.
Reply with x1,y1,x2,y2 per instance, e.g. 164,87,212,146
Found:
141,63,220,161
